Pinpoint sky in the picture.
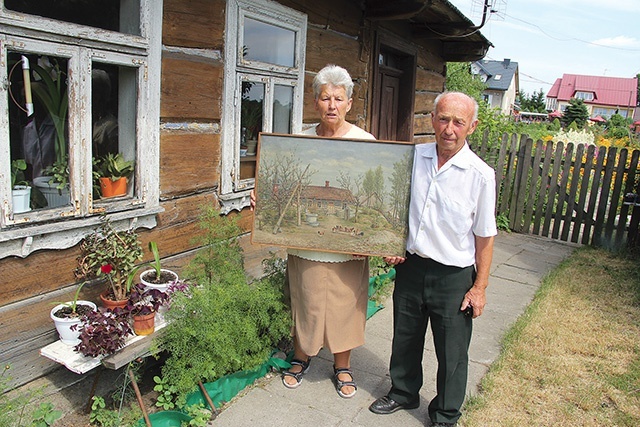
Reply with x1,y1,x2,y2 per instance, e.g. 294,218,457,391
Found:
448,0,640,96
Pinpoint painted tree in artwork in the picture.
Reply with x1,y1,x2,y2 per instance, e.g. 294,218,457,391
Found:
362,165,385,210
256,151,314,230
337,171,365,223
388,150,413,229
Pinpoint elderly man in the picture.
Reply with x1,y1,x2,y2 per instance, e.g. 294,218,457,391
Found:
369,92,497,427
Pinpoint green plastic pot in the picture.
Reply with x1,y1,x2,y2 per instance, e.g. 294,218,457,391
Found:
136,411,192,427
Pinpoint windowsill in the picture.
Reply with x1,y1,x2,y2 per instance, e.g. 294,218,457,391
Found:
0,207,163,259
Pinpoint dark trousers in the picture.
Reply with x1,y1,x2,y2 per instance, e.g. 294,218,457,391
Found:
388,253,474,424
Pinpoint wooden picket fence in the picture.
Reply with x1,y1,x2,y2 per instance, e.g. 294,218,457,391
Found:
469,132,640,249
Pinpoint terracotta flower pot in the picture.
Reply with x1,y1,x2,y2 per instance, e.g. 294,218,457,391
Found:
99,177,127,197
133,312,155,336
100,290,128,310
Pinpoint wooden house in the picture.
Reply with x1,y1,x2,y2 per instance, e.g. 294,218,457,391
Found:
0,0,490,389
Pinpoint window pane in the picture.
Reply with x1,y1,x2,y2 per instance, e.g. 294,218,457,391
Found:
4,0,140,36
8,52,71,210
240,81,263,180
273,85,293,134
243,18,295,67
92,63,137,201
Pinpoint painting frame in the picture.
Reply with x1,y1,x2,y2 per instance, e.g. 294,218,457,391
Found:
251,133,415,257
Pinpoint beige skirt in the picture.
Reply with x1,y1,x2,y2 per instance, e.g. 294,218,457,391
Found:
287,255,369,356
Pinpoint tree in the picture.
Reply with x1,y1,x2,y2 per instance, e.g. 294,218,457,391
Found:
445,62,486,101
606,113,631,139
517,89,546,113
561,98,589,128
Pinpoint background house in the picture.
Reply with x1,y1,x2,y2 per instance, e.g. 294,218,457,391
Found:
471,58,519,115
0,0,490,389
545,74,638,119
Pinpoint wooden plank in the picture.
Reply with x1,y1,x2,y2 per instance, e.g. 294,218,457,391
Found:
551,143,573,239
494,133,510,217
606,148,628,245
605,149,627,238
532,141,555,235
159,132,220,197
160,57,223,121
582,146,607,245
500,134,518,217
571,144,596,243
512,135,532,232
162,0,225,49
523,139,543,234
542,142,564,237
619,150,640,247
561,143,584,241
592,147,617,246
102,329,166,371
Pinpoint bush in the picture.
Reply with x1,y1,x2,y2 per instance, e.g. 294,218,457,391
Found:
155,209,291,398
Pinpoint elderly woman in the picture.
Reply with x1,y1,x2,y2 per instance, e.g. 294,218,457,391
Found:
281,64,375,398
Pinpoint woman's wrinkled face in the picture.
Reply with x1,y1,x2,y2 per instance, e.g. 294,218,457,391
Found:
315,84,352,127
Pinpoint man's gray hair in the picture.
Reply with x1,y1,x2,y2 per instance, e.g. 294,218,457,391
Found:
313,64,354,99
434,91,479,122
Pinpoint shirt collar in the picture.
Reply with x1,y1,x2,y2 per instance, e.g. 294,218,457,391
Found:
421,141,473,170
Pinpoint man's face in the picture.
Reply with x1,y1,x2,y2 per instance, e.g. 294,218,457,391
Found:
315,84,352,126
431,94,478,156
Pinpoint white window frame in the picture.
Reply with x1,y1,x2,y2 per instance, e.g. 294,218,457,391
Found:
0,1,162,258
575,91,594,101
219,0,306,214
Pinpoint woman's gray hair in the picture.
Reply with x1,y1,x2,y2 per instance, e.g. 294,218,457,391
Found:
312,64,354,99
434,91,479,122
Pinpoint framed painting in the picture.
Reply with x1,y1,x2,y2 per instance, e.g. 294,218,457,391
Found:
251,133,414,257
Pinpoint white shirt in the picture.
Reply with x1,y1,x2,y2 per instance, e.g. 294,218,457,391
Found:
406,142,497,268
289,124,375,262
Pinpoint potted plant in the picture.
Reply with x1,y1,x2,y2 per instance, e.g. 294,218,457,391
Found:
73,307,132,358
31,56,70,207
50,282,97,345
97,153,134,198
140,241,179,293
11,159,31,213
125,283,169,336
75,216,144,306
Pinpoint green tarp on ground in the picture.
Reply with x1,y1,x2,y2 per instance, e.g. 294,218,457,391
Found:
142,268,395,422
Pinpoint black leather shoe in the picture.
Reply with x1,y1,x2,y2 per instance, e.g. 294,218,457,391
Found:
369,395,419,414
429,422,456,427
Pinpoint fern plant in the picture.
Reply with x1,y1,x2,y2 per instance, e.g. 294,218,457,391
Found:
155,207,291,399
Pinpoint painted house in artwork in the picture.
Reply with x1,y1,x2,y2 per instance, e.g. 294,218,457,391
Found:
302,181,354,216
0,0,490,390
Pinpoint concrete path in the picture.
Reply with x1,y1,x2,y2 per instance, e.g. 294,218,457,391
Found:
211,232,578,426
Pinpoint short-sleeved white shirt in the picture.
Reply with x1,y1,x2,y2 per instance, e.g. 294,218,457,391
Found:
406,142,497,268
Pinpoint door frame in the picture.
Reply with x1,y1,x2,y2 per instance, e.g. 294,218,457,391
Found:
371,30,417,142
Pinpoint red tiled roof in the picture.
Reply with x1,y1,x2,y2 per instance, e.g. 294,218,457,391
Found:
546,74,637,107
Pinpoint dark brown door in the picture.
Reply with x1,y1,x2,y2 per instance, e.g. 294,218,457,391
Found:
371,33,417,142
378,66,402,140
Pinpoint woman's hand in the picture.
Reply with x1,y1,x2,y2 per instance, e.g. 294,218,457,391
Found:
249,189,256,211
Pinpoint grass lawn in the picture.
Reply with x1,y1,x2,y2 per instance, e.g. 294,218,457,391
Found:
460,246,640,427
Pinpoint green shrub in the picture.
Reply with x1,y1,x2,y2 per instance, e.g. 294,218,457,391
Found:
156,208,291,398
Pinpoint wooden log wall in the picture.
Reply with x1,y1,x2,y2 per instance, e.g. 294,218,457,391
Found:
1,0,447,390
